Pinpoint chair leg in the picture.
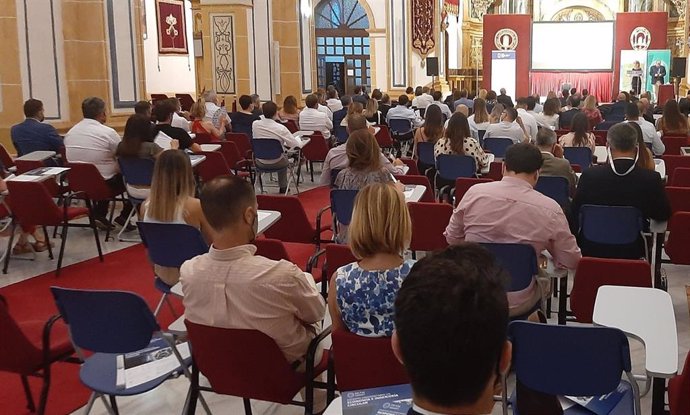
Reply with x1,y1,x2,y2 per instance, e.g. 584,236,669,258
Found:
243,398,252,415
3,221,16,274
83,392,97,415
109,395,119,415
184,364,199,415
42,226,54,260
20,375,36,413
310,161,314,182
105,198,117,242
86,201,104,262
305,379,314,415
98,394,117,415
37,363,52,415
153,293,167,317
55,224,69,277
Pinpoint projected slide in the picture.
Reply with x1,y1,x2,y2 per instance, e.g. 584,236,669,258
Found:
531,22,614,71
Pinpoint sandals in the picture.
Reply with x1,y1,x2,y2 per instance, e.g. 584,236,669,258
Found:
32,240,53,252
11,243,33,255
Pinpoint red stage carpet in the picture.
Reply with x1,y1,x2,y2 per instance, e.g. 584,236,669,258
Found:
0,185,332,415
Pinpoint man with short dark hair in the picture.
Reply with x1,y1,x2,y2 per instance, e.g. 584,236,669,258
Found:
572,123,671,258
11,99,63,158
529,94,543,114
180,175,325,366
154,100,200,152
386,95,423,127
445,143,581,316
379,94,392,120
299,94,333,138
230,95,261,137
559,96,581,129
430,90,452,119
352,85,368,106
412,86,434,109
393,244,511,415
536,128,577,190
134,101,152,119
325,88,343,112
484,107,529,144
168,98,191,132
332,95,350,130
624,102,665,155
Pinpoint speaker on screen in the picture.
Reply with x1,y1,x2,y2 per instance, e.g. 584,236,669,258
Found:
672,58,686,78
426,57,439,76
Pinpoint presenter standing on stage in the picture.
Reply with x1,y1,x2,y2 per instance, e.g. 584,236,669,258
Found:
630,61,643,96
649,60,666,103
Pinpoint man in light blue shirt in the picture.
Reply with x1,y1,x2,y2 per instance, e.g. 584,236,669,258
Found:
386,95,423,128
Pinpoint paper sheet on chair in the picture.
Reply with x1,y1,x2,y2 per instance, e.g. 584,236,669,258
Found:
117,339,190,389
154,132,174,150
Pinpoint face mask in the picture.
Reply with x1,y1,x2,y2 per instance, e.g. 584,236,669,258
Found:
607,147,638,177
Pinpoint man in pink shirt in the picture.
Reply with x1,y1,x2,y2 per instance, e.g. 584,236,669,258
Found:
444,143,581,316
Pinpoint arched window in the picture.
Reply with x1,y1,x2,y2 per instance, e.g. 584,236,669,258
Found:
315,0,370,30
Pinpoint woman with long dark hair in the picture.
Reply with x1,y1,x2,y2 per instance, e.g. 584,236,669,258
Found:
657,99,690,135
558,112,595,152
434,113,489,171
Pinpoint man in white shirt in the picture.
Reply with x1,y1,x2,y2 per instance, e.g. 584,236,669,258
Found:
429,91,452,120
253,102,302,194
386,95,424,128
64,97,132,228
202,90,231,130
484,107,529,144
624,102,665,156
411,86,434,109
299,94,333,139
316,91,333,121
169,98,191,132
516,97,538,143
325,88,343,113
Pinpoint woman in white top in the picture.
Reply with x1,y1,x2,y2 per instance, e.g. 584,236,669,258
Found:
141,150,212,285
558,112,596,152
535,98,560,130
468,98,490,140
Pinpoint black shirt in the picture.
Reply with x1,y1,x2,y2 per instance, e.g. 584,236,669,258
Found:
230,111,260,137
156,124,194,150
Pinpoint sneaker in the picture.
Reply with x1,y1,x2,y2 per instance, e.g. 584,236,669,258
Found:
114,216,136,232
94,216,115,230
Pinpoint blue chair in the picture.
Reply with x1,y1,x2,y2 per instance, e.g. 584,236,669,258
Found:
330,168,342,188
388,118,413,136
477,129,486,147
563,147,593,170
137,222,209,316
117,157,155,242
50,287,210,415
252,138,297,195
435,154,476,196
416,141,436,172
232,123,253,139
334,126,348,144
480,243,538,294
535,176,570,207
505,321,640,415
578,205,647,260
330,189,358,242
483,137,514,158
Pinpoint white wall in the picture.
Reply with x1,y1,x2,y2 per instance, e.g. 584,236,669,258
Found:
143,0,196,95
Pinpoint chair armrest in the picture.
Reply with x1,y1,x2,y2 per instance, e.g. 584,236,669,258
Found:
305,325,332,375
42,314,77,365
315,205,332,241
306,248,326,274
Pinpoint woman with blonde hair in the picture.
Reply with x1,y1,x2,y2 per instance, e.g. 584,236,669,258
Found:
190,98,227,141
341,102,365,127
468,97,490,139
581,95,603,129
278,95,301,128
477,89,488,100
141,150,212,285
364,98,382,125
328,182,414,337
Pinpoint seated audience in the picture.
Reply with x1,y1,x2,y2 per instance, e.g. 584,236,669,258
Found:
477,89,488,100
332,95,351,130
202,90,230,130
530,94,543,114
230,95,261,137
370,88,383,103
628,122,656,171
412,86,434,109
250,94,263,116
537,128,577,191
453,89,474,111
11,99,63,158
624,103,665,156
430,90,452,120
435,113,489,172
340,102,365,127
516,97,538,142
485,90,498,113
299,94,333,139
181,175,325,366
454,104,469,118
571,123,671,258
497,88,514,108
405,86,415,102
638,98,655,125
352,85,368,106
558,97,580,129
170,98,191,132
325,87,343,113
559,89,570,108
379,94,392,120
679,97,690,117
252,101,303,194
604,93,628,122
393,244,511,415
320,115,404,185
581,95,603,130
559,112,596,152
277,95,301,128
154,100,201,152
489,103,505,124
484,107,529,144
468,98,490,140
445,143,581,316
657,99,690,136
364,99,383,125
329,183,413,337
414,105,444,156
190,99,228,141
386,95,423,127
316,90,334,121
142,150,210,285
535,98,560,130
65,97,132,228
334,129,395,190
134,100,152,119
1,176,52,254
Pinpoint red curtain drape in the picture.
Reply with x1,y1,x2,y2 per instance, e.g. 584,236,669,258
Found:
530,72,613,103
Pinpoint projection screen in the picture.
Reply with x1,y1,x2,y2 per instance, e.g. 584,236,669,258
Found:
531,22,614,71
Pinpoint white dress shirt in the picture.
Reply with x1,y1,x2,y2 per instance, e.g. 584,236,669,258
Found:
386,105,424,128
484,120,526,144
317,104,333,121
411,93,434,109
517,108,538,143
252,117,302,164
64,118,121,179
429,101,452,120
326,98,343,113
299,108,333,138
467,114,490,140
535,113,560,130
172,112,190,132
626,119,665,156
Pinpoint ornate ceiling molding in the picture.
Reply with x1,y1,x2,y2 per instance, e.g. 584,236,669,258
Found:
411,0,436,61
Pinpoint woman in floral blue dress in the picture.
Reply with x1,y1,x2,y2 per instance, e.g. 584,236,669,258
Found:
328,182,414,337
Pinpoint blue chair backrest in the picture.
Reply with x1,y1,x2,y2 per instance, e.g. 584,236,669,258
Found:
118,157,155,187
580,205,644,245
436,154,476,181
335,126,348,144
483,137,513,158
535,176,570,206
330,168,342,188
137,222,208,268
252,138,284,161
509,321,632,397
51,287,159,354
389,118,412,135
477,129,486,147
480,243,537,292
417,142,436,167
563,147,593,169
233,123,253,139
330,189,358,226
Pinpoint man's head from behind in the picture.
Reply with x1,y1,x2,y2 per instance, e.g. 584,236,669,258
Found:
305,94,319,109
261,101,278,119
200,175,258,243
153,100,176,124
535,127,557,152
501,107,518,122
238,95,253,111
625,102,640,120
82,97,107,123
398,95,410,107
134,100,152,118
607,123,638,157
504,143,543,186
393,244,510,413
24,99,44,121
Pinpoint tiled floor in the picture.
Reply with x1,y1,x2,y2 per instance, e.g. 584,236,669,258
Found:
1,172,688,415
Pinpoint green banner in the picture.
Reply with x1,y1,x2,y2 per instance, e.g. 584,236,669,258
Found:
645,49,671,96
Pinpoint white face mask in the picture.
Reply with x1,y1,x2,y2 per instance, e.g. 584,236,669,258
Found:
607,147,639,177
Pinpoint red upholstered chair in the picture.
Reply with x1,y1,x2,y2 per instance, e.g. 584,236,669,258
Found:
175,93,195,112
670,167,690,187
454,177,492,206
665,212,690,265
592,130,608,146
193,132,216,144
14,159,44,175
195,151,233,184
662,155,690,182
184,321,334,415
374,125,394,150
570,257,652,323
408,202,452,255
666,186,690,214
301,132,330,182
0,294,76,415
217,141,253,181
331,328,408,392
284,120,299,134
0,144,15,172
253,238,322,283
662,135,690,156
669,352,690,415
485,161,503,181
400,158,420,175
3,180,103,276
317,244,357,297
256,194,330,250
226,132,253,160
395,175,435,202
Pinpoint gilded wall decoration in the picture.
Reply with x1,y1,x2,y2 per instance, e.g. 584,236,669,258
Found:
211,14,236,94
552,6,605,21
411,0,435,60
471,0,495,19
